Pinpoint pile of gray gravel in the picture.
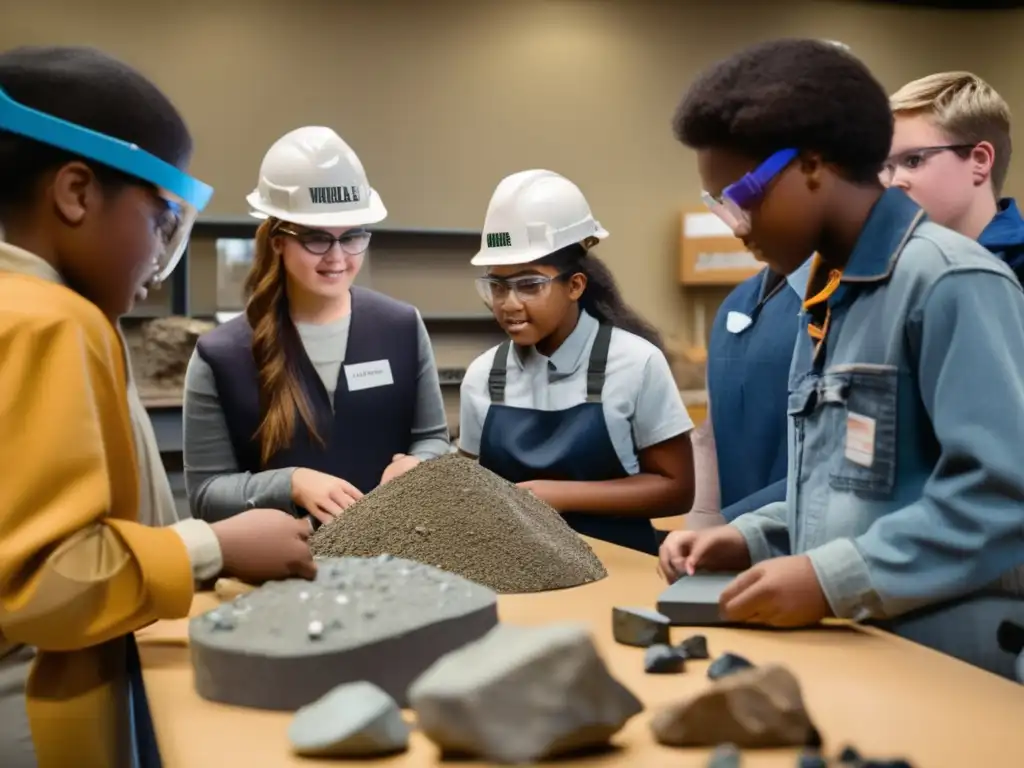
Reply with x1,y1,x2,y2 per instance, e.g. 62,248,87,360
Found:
309,455,607,593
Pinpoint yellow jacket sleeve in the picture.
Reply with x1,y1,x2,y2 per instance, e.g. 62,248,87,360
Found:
0,308,195,651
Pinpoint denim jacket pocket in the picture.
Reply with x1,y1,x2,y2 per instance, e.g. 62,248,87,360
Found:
823,364,898,499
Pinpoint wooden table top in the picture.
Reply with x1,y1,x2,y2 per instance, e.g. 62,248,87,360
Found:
137,538,1024,767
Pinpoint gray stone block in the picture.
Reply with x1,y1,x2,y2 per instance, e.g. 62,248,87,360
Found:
409,623,643,764
190,556,498,711
708,743,741,767
612,606,671,647
288,681,409,757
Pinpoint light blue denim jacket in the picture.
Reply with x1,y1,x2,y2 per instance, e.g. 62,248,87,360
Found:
731,188,1024,621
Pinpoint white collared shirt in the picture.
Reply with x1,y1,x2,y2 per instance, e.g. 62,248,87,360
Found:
458,309,693,474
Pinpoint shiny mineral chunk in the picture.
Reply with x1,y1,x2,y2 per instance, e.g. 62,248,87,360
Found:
708,743,740,767
612,606,670,647
674,633,710,660
644,644,685,674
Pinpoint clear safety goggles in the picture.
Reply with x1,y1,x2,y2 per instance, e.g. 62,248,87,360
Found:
701,148,798,237
0,86,213,286
475,271,573,308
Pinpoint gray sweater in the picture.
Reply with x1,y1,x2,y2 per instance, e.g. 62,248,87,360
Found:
183,311,450,521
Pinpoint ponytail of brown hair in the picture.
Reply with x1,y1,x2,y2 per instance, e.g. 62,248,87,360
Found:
244,218,324,466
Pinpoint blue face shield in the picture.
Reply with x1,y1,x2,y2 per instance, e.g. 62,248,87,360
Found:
0,86,213,284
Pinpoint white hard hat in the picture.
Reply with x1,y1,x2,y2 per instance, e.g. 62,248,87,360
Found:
246,126,387,228
471,169,609,266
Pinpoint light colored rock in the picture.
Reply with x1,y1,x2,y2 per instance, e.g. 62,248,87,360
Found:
409,623,643,764
139,315,216,388
288,681,409,757
612,606,671,647
651,665,817,748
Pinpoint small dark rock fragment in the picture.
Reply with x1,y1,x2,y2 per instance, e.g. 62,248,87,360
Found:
675,633,709,660
862,760,914,768
707,652,754,680
798,750,827,768
708,742,740,767
612,606,670,647
839,745,862,763
644,644,685,674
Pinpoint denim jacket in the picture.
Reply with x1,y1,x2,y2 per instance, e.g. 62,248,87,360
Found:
732,188,1024,621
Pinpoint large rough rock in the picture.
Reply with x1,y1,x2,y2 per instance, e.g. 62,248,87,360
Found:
651,665,817,748
288,681,409,757
409,623,643,764
190,556,498,710
140,316,215,389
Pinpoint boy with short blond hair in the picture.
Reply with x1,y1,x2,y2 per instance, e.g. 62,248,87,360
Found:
887,71,1024,276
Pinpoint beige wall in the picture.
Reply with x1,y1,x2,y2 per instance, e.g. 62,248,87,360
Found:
5,0,1024,346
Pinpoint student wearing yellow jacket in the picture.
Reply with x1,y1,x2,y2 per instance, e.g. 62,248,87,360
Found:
0,47,316,768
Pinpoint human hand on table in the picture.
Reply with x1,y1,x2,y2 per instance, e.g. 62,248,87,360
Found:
211,508,316,583
291,468,363,524
658,526,752,582
719,555,832,627
380,453,421,485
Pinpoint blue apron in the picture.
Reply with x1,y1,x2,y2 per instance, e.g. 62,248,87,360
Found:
127,633,162,768
478,324,659,555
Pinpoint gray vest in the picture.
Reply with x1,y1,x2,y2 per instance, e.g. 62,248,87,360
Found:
195,287,419,495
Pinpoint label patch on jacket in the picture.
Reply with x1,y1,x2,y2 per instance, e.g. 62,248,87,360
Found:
344,359,394,391
845,412,876,467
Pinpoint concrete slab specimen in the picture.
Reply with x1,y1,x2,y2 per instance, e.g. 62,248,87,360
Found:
409,623,643,764
287,681,409,757
644,644,685,674
674,633,710,660
707,652,754,680
612,606,671,647
651,665,818,748
190,556,498,711
656,572,743,625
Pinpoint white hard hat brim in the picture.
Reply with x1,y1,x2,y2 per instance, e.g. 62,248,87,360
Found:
469,225,609,267
245,188,388,228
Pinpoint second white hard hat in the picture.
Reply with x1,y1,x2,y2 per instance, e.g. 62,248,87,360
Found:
247,126,387,228
471,169,608,266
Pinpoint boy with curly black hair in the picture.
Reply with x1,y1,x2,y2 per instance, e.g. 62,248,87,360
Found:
660,38,1024,679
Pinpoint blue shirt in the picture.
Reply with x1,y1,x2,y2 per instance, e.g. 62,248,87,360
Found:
706,264,806,521
732,188,1024,621
979,197,1024,281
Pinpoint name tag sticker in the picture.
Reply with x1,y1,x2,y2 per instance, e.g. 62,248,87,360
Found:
726,311,753,334
845,412,876,468
344,359,394,392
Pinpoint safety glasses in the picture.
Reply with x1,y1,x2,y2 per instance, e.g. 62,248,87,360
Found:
701,148,799,236
475,271,574,308
0,86,213,285
276,226,371,257
880,144,975,186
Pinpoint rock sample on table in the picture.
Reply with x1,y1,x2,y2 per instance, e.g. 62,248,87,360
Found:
190,556,498,711
798,749,828,768
835,744,915,767
644,644,685,674
310,455,606,593
612,606,671,647
138,316,216,391
651,665,817,748
409,623,643,764
675,633,710,660
708,743,741,767
707,651,754,680
288,681,409,757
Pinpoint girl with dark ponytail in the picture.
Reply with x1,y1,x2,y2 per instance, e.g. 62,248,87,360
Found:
458,169,694,555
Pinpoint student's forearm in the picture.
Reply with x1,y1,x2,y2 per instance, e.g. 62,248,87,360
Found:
188,468,297,522
535,475,692,518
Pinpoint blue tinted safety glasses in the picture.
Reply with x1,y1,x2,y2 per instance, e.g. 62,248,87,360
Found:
0,86,213,284
701,148,798,236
